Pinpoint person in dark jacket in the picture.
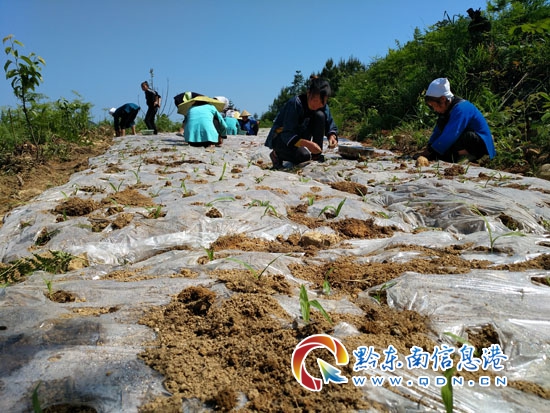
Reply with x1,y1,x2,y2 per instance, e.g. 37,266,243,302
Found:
141,81,161,134
109,103,140,137
416,78,496,163
238,110,259,135
265,77,338,169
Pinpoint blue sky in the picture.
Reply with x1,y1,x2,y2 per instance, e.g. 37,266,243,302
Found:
1,0,488,122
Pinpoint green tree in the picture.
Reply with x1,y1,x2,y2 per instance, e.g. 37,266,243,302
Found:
3,34,46,153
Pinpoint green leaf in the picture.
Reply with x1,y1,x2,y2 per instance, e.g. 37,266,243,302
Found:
31,381,43,413
309,300,333,324
441,367,455,413
299,285,310,323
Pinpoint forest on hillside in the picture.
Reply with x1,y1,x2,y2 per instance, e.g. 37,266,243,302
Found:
262,0,550,173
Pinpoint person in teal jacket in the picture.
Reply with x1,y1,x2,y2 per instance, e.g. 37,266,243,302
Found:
183,102,227,147
224,114,240,135
417,78,496,163
265,77,338,169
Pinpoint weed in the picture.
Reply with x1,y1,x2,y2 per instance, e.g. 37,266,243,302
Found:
299,284,332,324
470,206,525,252
318,198,347,218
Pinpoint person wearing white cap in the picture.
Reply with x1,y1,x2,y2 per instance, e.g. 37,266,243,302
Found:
416,78,495,163
109,103,140,137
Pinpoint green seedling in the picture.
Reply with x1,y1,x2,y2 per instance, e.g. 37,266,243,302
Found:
307,196,315,206
441,366,455,413
357,188,368,203
130,170,141,184
32,381,43,413
318,198,347,218
205,196,235,207
440,333,477,413
227,253,287,280
146,204,164,219
219,162,227,181
204,247,215,261
248,199,279,218
43,274,54,298
300,284,332,324
255,175,265,184
470,206,525,252
370,281,397,304
323,267,334,296
108,181,123,193
180,179,188,193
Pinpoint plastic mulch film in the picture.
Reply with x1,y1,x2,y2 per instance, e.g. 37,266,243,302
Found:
1,131,550,412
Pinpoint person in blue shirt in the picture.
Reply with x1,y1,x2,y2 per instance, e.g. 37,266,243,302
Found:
417,78,495,163
238,110,259,135
109,103,140,137
265,77,338,169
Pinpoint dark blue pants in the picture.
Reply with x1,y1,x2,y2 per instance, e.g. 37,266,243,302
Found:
273,110,325,164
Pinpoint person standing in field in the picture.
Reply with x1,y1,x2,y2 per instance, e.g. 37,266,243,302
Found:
141,81,161,134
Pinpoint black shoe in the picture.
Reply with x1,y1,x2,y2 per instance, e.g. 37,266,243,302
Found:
312,153,325,162
270,151,283,169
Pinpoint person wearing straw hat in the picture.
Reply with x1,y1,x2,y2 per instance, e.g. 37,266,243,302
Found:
238,110,259,135
183,100,228,147
265,76,338,169
109,103,140,137
415,78,495,163
223,112,241,135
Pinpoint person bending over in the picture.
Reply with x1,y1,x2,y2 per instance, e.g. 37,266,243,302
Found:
265,77,338,169
109,103,140,137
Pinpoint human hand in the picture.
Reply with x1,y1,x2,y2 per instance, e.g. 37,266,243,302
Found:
328,135,338,149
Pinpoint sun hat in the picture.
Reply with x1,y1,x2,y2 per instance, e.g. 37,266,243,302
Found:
426,78,454,98
213,96,229,111
109,107,116,115
240,110,251,117
233,111,240,119
176,92,227,116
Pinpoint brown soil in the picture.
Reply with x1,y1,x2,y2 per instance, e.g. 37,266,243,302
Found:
1,134,548,412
